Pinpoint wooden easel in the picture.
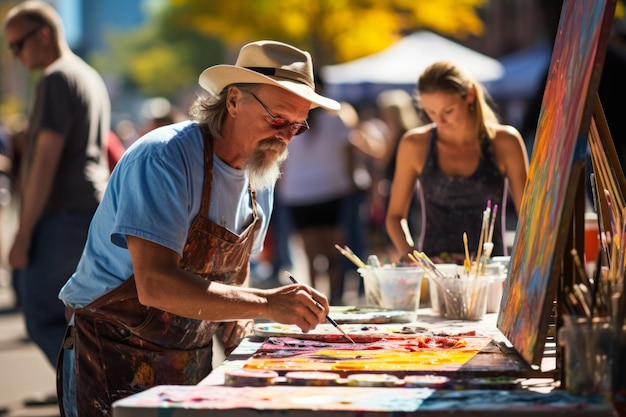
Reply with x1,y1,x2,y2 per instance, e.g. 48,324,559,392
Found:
498,0,618,373
556,93,626,388
589,94,626,227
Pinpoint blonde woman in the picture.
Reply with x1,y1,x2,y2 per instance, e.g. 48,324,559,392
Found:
385,61,529,263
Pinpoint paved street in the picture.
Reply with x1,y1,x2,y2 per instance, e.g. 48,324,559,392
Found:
0,292,59,417
0,201,59,416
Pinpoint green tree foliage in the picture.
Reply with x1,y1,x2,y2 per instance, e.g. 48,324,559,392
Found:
93,5,224,100
94,0,487,99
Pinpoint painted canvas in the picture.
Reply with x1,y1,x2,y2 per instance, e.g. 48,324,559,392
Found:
498,0,616,366
243,335,493,374
112,385,615,416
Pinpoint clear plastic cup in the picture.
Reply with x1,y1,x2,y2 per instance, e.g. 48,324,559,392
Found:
486,274,506,314
357,266,424,321
558,316,614,397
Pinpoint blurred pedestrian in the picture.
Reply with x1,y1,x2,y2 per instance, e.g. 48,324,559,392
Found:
386,61,528,263
278,106,352,305
0,114,28,313
279,88,384,304
368,89,420,259
57,40,338,417
135,96,181,140
106,131,125,173
3,0,111,377
0,121,11,207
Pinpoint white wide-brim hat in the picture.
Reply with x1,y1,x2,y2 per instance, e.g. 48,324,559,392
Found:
199,40,340,111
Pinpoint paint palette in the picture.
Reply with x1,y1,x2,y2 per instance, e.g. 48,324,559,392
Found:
253,323,432,341
328,306,417,324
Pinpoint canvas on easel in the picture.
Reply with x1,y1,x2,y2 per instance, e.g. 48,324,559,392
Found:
498,0,617,367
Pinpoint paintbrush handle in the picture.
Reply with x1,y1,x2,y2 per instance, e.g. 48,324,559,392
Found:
324,314,340,327
285,272,356,344
334,244,367,268
319,309,356,344
328,318,357,344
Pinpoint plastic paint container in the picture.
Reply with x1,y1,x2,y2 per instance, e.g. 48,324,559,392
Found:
346,373,402,387
224,369,279,386
285,371,341,386
404,375,450,388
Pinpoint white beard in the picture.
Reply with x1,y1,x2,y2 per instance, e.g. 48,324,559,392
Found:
243,139,288,190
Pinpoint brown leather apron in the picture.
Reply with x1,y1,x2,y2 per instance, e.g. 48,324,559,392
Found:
57,131,260,417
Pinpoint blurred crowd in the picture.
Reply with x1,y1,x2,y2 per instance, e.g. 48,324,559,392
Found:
0,81,424,309
2,2,626,313
0,95,186,309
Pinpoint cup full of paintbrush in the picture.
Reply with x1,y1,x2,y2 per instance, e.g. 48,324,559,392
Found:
426,263,461,314
430,274,491,321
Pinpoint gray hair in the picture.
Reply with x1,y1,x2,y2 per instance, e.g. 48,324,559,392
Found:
189,83,259,139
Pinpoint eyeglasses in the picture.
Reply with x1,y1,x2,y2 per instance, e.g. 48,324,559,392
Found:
248,92,309,136
8,26,41,55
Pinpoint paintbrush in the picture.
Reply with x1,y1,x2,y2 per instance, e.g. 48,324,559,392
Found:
284,272,356,344
487,204,498,245
570,248,590,285
480,204,499,274
409,251,445,280
334,244,367,269
463,232,471,275
474,204,490,277
604,189,619,237
414,251,448,278
590,173,610,260
400,218,415,248
590,247,604,316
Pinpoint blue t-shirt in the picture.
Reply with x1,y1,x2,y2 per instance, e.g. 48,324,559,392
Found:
59,121,273,308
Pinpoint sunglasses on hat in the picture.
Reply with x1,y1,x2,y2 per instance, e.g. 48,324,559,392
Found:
248,92,309,136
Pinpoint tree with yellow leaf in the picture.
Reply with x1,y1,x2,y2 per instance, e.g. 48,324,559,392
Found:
96,0,487,100
169,0,487,64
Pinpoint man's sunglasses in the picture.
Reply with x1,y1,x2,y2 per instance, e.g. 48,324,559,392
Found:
9,26,41,55
248,92,309,136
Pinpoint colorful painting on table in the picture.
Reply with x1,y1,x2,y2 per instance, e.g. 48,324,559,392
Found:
498,0,616,366
243,335,492,374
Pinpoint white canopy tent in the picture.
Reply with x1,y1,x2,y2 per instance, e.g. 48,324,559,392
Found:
321,31,505,103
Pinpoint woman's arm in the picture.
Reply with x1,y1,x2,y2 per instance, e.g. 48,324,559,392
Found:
492,125,530,214
385,127,431,261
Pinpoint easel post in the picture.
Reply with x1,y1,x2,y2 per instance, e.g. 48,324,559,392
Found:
557,161,587,389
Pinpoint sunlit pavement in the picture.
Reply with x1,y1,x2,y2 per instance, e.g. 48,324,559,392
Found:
0,288,59,417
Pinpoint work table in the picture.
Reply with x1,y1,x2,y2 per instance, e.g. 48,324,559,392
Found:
112,309,616,416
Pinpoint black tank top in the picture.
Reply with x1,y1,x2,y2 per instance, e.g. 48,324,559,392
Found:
418,128,506,258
